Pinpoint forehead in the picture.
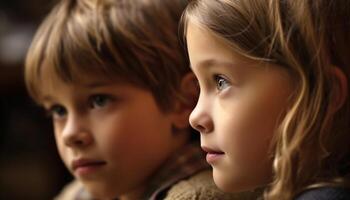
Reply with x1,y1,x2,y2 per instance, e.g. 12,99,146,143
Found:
36,63,124,101
186,20,225,52
186,20,251,68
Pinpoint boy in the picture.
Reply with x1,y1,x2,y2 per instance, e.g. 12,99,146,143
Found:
25,0,261,199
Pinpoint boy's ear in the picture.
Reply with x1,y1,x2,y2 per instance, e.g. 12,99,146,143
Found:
329,66,348,113
171,72,199,130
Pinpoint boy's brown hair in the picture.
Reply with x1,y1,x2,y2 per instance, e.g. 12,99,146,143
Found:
25,0,189,111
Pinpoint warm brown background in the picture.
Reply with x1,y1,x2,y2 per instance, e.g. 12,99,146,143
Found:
0,0,72,199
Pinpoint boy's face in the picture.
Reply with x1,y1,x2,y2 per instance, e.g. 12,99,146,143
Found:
40,74,188,199
186,21,294,192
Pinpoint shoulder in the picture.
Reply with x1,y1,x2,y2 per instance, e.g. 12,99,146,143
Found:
295,187,350,200
54,179,90,200
164,170,263,200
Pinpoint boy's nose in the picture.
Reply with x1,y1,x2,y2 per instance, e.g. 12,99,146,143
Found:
61,115,93,148
189,100,213,134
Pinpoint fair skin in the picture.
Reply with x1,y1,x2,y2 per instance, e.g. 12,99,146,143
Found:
186,20,294,192
39,70,192,200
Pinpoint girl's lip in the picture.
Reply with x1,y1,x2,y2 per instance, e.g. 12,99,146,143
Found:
202,146,225,164
201,146,224,154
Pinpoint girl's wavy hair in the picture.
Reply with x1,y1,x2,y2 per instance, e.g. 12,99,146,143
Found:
25,0,189,112
181,0,350,199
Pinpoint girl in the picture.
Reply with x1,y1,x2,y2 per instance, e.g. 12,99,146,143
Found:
182,0,350,199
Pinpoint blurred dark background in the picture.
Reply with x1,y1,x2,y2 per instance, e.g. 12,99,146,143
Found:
0,0,72,199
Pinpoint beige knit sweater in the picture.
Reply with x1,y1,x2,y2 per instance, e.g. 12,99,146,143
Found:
164,170,262,200
55,170,263,200
54,180,84,200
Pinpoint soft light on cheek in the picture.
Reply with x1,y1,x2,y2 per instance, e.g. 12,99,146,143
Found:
53,129,62,144
216,88,242,110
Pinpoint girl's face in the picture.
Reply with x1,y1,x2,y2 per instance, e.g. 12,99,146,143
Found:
186,21,294,192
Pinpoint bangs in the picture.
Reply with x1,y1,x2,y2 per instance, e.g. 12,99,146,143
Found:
182,0,276,63
25,0,142,103
26,0,190,111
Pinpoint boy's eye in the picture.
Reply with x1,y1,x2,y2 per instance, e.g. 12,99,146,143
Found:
214,74,231,91
89,94,111,108
48,105,67,118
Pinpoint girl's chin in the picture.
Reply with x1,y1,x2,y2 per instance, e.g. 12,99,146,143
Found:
212,171,254,193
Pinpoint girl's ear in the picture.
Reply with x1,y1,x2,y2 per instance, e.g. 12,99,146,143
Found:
329,66,348,113
171,72,199,130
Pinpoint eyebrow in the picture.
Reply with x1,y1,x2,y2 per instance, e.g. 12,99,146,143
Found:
82,81,113,88
40,81,113,102
41,80,120,102
195,59,239,69
42,96,54,103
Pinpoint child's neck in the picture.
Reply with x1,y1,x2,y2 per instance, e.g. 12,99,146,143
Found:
118,186,146,200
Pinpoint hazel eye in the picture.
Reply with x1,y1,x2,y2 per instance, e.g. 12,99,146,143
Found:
89,94,111,109
214,74,231,91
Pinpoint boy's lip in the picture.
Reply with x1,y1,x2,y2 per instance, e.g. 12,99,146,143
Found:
72,158,106,171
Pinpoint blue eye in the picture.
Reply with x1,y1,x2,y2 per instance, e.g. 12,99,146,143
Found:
214,75,230,91
48,105,67,119
89,95,111,108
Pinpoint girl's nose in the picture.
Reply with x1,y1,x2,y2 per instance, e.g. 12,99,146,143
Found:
189,99,213,134
61,115,93,148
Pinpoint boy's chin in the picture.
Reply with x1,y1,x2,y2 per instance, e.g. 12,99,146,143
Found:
84,182,119,200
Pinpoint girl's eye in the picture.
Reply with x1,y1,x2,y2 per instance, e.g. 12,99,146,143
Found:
214,74,231,91
48,105,67,118
89,94,111,108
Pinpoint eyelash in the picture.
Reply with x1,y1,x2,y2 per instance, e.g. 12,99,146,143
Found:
88,94,113,109
213,74,231,91
47,104,67,119
46,94,113,119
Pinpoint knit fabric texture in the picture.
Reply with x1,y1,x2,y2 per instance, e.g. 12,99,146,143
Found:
164,170,263,200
